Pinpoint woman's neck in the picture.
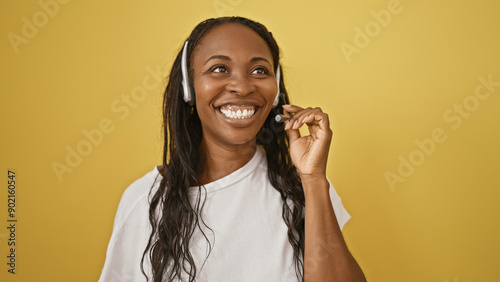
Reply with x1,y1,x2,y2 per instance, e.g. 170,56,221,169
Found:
198,138,257,185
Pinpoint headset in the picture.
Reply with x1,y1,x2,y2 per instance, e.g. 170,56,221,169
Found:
181,41,281,107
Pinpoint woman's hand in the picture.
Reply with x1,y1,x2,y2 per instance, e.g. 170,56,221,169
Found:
282,104,333,180
283,105,366,282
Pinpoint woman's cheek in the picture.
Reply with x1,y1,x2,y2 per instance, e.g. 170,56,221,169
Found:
195,79,224,103
257,80,279,104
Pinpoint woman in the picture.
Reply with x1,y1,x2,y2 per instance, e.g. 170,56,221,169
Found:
99,16,366,282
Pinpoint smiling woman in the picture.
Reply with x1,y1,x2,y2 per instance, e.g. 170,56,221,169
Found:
98,16,366,282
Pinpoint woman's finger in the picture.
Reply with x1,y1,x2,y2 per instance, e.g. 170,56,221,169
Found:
283,105,314,130
282,104,304,113
288,107,326,131
302,109,330,131
286,125,301,144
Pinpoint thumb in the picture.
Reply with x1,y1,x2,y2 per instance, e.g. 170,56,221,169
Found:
286,123,301,144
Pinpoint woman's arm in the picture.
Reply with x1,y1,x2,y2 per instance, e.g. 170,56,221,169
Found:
283,105,366,282
302,176,365,281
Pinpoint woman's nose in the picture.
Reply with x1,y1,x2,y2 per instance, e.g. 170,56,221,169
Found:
225,72,256,96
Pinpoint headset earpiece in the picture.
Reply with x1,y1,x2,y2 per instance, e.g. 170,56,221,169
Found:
272,65,281,107
181,41,194,105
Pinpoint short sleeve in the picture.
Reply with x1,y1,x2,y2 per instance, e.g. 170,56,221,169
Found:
98,169,160,282
328,180,351,230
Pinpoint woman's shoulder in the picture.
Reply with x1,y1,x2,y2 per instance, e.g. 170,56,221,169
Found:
114,167,162,224
120,166,162,203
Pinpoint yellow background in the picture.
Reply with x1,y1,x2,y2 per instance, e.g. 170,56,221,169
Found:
1,0,499,281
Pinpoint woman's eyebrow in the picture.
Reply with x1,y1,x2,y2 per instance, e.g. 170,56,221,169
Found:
204,55,230,65
204,55,272,66
250,57,272,66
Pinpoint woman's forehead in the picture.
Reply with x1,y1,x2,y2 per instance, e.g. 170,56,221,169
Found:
192,23,273,64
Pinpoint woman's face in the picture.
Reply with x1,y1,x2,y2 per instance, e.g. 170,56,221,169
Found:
191,23,278,149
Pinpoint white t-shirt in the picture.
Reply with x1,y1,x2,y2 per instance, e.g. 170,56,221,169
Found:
99,148,350,282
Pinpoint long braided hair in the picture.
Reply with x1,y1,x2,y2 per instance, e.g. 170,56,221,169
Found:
141,16,305,281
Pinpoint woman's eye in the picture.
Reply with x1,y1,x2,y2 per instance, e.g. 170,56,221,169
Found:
211,66,228,73
251,67,268,75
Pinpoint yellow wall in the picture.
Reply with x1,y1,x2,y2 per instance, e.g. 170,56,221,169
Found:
1,0,499,281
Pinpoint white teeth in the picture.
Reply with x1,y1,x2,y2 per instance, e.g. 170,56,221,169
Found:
220,107,255,119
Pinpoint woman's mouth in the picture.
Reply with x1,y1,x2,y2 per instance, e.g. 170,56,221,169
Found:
218,105,257,120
